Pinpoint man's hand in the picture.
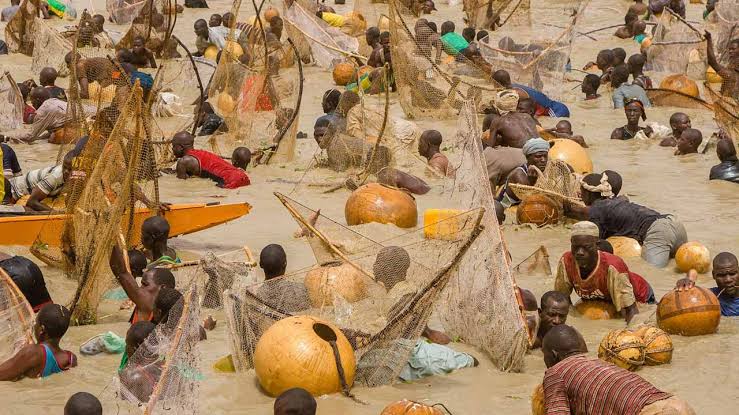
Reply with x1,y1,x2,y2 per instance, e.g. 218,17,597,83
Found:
203,316,217,331
158,202,172,212
109,245,129,277
704,31,712,41
676,269,698,291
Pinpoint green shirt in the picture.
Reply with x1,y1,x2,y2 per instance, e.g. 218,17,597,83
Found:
440,32,469,56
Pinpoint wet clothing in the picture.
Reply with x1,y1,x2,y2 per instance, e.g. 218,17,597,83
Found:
613,83,652,108
45,86,67,102
320,12,346,27
23,104,35,123
2,143,22,177
185,149,250,189
6,98,69,143
513,84,570,117
709,160,739,184
40,344,75,378
632,75,653,90
440,32,469,56
709,287,739,317
497,164,527,208
8,165,65,200
0,256,52,312
543,354,673,415
1,5,19,21
588,197,662,243
641,215,688,268
639,396,696,415
483,146,527,187
555,251,653,311
612,126,648,140
399,340,476,381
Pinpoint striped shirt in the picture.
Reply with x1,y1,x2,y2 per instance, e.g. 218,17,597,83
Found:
543,355,671,415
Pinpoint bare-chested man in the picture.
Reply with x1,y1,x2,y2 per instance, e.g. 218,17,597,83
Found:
65,52,116,99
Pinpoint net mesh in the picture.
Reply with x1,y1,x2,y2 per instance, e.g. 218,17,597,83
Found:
0,269,35,365
706,0,739,61
0,73,25,132
435,100,529,371
31,18,74,78
464,0,531,30
508,158,583,209
218,192,483,386
205,0,303,164
705,82,739,142
116,0,177,55
3,0,39,55
115,284,202,414
646,11,707,83
107,0,149,24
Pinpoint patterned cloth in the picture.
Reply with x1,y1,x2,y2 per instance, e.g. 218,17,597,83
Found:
543,355,672,415
186,149,250,189
8,165,64,199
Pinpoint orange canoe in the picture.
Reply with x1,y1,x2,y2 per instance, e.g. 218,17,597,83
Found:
0,202,251,247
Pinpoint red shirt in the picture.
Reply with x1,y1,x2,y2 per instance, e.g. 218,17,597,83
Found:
561,251,651,303
23,104,35,124
544,355,671,415
186,149,250,189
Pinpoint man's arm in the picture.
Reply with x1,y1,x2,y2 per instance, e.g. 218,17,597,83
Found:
503,168,528,200
608,270,638,323
76,63,91,99
109,246,147,310
543,371,572,415
0,344,42,381
147,51,158,68
487,119,502,147
553,259,574,302
705,32,723,74
25,187,53,212
563,201,589,220
612,89,625,109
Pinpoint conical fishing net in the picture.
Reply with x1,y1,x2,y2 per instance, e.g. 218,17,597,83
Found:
65,83,161,325
115,284,202,414
219,192,484,386
513,245,552,278
464,0,531,30
31,18,74,78
0,269,35,365
435,101,529,371
204,0,303,164
116,0,177,55
0,73,25,132
107,0,149,24
3,0,39,55
705,82,739,141
509,158,583,208
282,0,361,69
706,0,739,60
646,11,707,82
478,0,588,100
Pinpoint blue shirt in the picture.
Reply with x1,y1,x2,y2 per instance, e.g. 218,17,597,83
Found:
1,143,21,176
612,83,652,109
512,84,570,117
710,287,739,316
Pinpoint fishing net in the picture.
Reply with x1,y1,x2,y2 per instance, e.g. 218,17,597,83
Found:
219,192,484,386
0,269,35,365
513,245,552,278
205,0,303,164
646,11,707,82
705,83,739,141
387,0,502,120
116,0,177,55
508,159,583,208
107,0,149,24
115,285,202,414
3,0,39,55
31,18,74,78
0,73,25,132
434,101,529,371
464,0,531,30
64,83,160,324
706,0,739,61
478,0,587,100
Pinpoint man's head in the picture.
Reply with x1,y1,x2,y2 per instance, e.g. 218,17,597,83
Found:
260,244,287,280
498,36,517,51
140,267,176,300
222,12,234,28
522,138,549,172
492,69,512,88
493,89,519,115
141,216,171,251
321,88,341,113
232,147,252,170
11,0,20,5
30,86,50,109
669,112,691,136
337,90,361,116
713,252,738,296
602,169,622,196
676,128,702,155
570,221,600,270
373,246,411,291
194,19,209,38
209,14,222,27
610,64,630,88
716,136,738,162
462,27,476,43
172,131,195,158
269,16,284,39
132,36,146,55
580,173,613,205
727,38,739,65
421,0,436,14
153,287,183,324
542,324,588,368
624,99,646,123
539,291,569,336
624,11,638,26
627,53,646,74
632,19,647,35
379,31,391,48
365,26,380,47
418,130,442,158
555,120,573,135
128,249,148,279
596,49,614,71
611,48,626,66
440,21,455,36
476,30,489,42
125,321,156,359
64,392,102,415
274,388,317,415
313,117,331,148
35,303,71,342
517,97,536,117
581,73,601,96
91,14,105,33
39,67,58,87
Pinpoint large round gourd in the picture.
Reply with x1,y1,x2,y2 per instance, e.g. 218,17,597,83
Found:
706,67,723,84
216,92,236,115
204,45,219,61
380,399,443,415
304,262,367,307
517,194,560,227
264,6,279,22
633,326,673,365
607,236,642,258
548,138,593,174
223,40,244,59
333,62,356,86
597,329,645,371
675,241,711,273
345,183,418,228
659,74,700,98
574,300,618,320
656,287,720,336
254,316,356,397
531,384,545,415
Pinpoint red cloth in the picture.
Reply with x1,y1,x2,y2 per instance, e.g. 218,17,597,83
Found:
239,75,273,112
543,355,671,415
561,251,651,303
186,149,250,189
23,105,35,124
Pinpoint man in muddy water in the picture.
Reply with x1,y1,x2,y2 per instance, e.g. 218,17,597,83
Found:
530,291,569,349
706,32,738,100
497,137,549,208
172,131,250,189
710,133,739,183
554,221,654,323
65,52,115,99
675,252,739,316
674,128,702,156
611,99,651,140
659,112,690,147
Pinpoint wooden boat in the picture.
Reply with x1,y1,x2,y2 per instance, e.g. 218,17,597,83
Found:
0,202,251,247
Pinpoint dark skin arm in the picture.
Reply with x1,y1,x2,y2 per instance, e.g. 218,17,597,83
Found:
503,168,532,200
622,302,638,324
76,62,91,99
0,344,42,381
610,127,624,140
564,201,590,220
110,246,152,315
26,187,53,212
705,32,723,74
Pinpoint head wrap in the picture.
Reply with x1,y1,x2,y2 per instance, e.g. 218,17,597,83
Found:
494,89,519,115
625,98,647,120
522,137,550,156
571,221,600,238
581,173,614,198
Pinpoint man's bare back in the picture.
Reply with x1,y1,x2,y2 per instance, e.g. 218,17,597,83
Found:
488,112,539,148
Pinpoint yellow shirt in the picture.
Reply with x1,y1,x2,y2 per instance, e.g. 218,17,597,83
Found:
321,12,346,27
